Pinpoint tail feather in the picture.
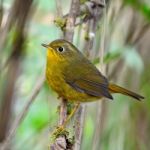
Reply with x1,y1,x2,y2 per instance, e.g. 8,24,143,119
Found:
109,84,144,101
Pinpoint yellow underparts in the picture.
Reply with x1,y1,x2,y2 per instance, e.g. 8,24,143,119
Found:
46,50,100,102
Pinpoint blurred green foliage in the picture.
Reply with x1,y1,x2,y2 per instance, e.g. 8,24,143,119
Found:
125,0,150,21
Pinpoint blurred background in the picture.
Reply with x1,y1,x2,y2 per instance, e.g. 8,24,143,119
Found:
0,0,150,150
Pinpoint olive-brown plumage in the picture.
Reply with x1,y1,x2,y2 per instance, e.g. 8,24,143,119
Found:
42,39,144,102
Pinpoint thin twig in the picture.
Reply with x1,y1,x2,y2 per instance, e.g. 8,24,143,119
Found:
55,0,63,17
0,0,33,54
92,0,107,150
64,0,79,41
133,23,150,45
59,98,68,126
0,74,45,150
0,0,3,27
74,105,86,150
92,101,107,150
0,59,20,143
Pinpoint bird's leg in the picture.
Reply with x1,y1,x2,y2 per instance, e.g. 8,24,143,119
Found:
51,103,80,138
64,102,80,127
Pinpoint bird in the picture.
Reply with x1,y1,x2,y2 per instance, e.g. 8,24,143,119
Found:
42,39,144,101
42,39,144,132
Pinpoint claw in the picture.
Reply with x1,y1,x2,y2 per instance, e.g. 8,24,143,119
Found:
51,125,69,140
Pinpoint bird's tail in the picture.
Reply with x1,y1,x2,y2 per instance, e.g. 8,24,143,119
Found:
109,83,144,101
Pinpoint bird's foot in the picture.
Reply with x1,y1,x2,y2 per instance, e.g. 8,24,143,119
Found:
51,125,69,140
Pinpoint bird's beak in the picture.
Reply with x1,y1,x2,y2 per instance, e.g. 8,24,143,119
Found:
41,43,49,48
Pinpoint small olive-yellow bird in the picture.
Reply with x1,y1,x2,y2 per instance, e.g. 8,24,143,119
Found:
42,39,144,102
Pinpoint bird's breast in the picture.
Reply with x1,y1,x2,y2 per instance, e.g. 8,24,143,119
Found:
46,61,102,102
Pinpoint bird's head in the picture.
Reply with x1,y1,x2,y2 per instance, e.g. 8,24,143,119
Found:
42,39,80,62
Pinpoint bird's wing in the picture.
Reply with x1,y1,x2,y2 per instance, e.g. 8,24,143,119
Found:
64,58,113,99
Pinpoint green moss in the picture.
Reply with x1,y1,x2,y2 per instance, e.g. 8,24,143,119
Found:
54,17,67,31
84,32,90,41
50,127,75,149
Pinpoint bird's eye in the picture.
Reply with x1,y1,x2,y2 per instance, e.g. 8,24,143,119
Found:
57,46,65,52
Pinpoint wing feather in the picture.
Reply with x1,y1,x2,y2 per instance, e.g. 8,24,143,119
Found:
66,77,113,99
64,54,113,100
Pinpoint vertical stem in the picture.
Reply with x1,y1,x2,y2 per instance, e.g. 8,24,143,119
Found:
64,0,79,41
59,99,67,126
55,0,63,17
74,105,86,150
92,0,107,150
0,0,3,27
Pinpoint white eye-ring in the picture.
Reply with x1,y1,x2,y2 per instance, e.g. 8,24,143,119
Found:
57,46,65,52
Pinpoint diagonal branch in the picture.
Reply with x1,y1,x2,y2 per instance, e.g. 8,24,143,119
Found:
0,74,45,150
0,0,34,147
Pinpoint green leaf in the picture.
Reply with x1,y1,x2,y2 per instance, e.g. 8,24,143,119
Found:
104,51,121,64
